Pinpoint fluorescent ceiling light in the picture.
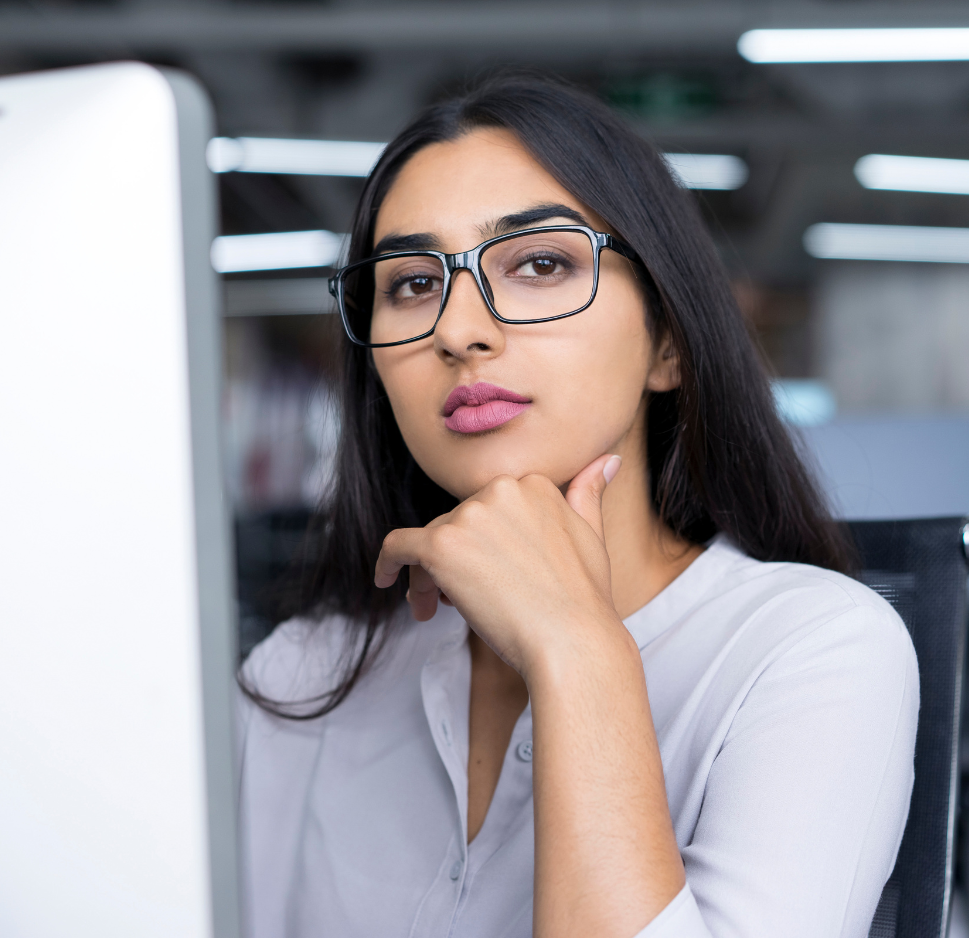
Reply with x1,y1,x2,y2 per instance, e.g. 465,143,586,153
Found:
664,153,748,190
208,136,747,190
804,223,969,263
207,137,385,176
739,28,969,63
211,230,346,273
855,154,969,195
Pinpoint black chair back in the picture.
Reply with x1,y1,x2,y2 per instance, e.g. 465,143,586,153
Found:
853,518,969,938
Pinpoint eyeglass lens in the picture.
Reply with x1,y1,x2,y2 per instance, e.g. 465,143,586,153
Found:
343,230,596,345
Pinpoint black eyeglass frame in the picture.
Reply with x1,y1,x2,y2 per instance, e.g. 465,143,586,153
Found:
327,224,641,349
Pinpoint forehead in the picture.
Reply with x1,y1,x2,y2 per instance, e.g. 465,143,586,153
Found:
374,128,601,246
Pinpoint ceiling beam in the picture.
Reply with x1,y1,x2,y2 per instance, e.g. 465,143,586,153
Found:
2,2,969,55
641,115,969,154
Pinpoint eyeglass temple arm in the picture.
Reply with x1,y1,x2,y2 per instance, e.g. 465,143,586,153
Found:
601,233,640,262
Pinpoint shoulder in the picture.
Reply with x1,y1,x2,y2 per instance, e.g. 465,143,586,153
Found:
655,537,919,704
239,604,464,709
708,540,918,700
240,615,347,706
648,542,920,787
651,537,913,655
713,537,892,611
708,537,910,635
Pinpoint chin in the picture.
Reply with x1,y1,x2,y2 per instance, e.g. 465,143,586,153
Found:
429,448,580,501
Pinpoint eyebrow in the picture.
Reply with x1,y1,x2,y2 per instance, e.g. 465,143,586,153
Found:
372,232,442,255
482,203,590,237
370,203,590,258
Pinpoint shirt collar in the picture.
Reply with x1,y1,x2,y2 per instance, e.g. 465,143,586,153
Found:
621,534,747,650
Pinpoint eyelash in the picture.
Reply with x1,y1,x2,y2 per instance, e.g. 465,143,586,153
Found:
384,272,441,298
510,251,575,274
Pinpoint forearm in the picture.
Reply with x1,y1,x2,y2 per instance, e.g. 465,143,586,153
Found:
527,619,685,938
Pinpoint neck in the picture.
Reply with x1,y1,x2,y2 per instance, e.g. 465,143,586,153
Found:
601,406,702,619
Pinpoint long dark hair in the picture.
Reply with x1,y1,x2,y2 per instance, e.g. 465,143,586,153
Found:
243,71,853,718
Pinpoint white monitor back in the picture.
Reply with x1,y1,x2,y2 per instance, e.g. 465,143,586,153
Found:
0,63,238,938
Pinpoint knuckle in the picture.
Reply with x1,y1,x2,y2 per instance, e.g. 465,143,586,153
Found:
522,473,555,494
489,474,518,496
428,524,458,555
457,499,487,523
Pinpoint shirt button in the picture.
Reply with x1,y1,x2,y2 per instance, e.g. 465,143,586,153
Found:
516,740,533,762
449,860,462,881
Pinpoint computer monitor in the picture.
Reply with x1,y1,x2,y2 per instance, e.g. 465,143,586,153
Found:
0,62,239,938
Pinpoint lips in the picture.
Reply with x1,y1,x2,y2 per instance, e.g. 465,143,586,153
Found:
443,382,532,434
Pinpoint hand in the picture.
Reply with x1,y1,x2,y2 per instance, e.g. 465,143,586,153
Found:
374,453,624,676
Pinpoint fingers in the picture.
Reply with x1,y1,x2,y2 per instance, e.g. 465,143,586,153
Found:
374,527,428,588
406,564,440,621
375,527,446,621
565,453,621,541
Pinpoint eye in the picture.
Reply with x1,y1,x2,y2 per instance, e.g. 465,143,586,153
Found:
400,275,437,297
515,253,571,278
524,257,557,276
387,272,443,302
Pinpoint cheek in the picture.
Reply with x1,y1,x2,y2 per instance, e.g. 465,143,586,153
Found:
560,294,652,414
372,348,439,448
517,302,652,478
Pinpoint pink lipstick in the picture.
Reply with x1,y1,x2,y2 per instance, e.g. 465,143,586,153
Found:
443,382,531,434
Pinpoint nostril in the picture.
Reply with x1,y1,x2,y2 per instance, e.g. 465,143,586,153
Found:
467,342,490,352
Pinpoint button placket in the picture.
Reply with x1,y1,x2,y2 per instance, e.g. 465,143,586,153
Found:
419,621,472,854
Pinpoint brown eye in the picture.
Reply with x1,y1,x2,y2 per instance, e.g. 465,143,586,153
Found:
392,273,441,301
530,258,556,275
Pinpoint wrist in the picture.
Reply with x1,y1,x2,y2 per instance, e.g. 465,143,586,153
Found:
520,610,642,696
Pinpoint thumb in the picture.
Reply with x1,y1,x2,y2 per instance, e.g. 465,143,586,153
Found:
565,453,622,541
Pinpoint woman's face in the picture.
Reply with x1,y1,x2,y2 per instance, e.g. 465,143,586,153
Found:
371,127,678,501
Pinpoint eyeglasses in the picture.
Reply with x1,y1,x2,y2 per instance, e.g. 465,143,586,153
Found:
327,225,640,348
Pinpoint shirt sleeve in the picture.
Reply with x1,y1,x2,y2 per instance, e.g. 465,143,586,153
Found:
641,601,918,938
631,884,710,938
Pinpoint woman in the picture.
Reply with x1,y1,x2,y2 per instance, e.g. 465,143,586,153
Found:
237,74,918,938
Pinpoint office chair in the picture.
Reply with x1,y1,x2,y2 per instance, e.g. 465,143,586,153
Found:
854,518,969,938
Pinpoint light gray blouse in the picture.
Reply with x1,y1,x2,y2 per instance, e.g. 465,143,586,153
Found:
237,536,919,938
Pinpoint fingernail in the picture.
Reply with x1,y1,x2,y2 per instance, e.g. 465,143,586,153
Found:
603,455,622,485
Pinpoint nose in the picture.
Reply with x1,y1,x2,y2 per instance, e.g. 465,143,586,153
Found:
433,267,505,363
